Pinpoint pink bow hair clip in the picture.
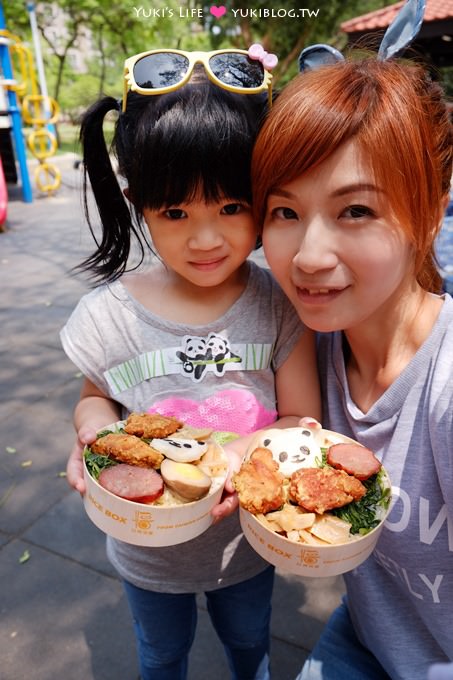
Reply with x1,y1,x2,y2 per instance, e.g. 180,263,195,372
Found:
248,43,278,71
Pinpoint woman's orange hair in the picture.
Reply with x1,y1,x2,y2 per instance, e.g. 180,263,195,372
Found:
252,58,453,292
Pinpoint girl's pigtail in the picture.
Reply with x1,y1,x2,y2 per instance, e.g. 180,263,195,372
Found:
77,96,145,283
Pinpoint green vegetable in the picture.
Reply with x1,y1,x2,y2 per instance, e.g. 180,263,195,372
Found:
316,448,390,535
315,448,328,467
96,428,122,438
84,449,117,480
331,469,391,535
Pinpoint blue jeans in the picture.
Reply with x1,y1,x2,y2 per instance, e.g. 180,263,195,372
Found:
123,566,274,680
296,600,391,680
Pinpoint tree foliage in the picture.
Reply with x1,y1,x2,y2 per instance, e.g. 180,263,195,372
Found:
4,0,443,112
3,0,196,101
194,0,389,83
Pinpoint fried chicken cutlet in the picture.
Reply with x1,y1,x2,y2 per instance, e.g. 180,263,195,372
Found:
124,412,183,439
232,447,285,515
90,433,164,469
289,467,366,515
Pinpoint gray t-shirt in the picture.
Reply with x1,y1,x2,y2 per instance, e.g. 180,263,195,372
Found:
318,294,453,679
61,261,304,592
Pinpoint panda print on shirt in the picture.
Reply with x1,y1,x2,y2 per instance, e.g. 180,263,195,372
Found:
176,333,241,382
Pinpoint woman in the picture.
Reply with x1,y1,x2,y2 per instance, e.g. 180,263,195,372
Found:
251,57,453,680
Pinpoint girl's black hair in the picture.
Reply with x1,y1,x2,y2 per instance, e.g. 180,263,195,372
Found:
78,79,268,283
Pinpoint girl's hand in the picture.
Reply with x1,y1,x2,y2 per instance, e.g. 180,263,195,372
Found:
69,379,122,494
67,427,97,494
211,446,243,523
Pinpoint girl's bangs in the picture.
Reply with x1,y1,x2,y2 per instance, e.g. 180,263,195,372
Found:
138,152,252,210
126,82,258,210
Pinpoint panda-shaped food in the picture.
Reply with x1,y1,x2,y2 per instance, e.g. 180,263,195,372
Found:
248,427,322,477
150,437,209,463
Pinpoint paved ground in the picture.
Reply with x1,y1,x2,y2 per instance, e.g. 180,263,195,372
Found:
0,154,345,680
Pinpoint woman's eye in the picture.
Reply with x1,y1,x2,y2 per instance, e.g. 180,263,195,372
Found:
221,203,244,215
343,205,374,219
273,207,298,220
164,208,187,220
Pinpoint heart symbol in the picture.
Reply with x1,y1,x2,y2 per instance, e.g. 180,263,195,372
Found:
210,5,227,18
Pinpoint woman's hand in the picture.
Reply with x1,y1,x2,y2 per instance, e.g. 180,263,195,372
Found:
67,427,97,494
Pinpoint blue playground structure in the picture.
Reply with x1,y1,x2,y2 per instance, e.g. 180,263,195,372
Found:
0,2,33,221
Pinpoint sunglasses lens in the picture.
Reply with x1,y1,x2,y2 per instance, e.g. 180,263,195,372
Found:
209,54,264,89
133,53,190,89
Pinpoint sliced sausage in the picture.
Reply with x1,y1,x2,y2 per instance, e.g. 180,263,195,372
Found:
99,464,164,503
326,443,381,481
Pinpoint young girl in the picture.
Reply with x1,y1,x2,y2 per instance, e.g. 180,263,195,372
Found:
251,56,453,680
61,48,320,680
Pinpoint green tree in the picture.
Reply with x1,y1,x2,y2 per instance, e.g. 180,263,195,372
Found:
2,0,31,34
3,0,408,111
55,72,99,122
195,0,388,84
4,0,201,102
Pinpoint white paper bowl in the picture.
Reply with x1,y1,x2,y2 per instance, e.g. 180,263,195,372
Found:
239,428,391,577
82,422,228,547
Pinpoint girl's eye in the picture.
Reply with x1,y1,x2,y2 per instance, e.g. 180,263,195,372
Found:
164,208,187,220
221,203,244,215
273,207,298,220
342,205,375,219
